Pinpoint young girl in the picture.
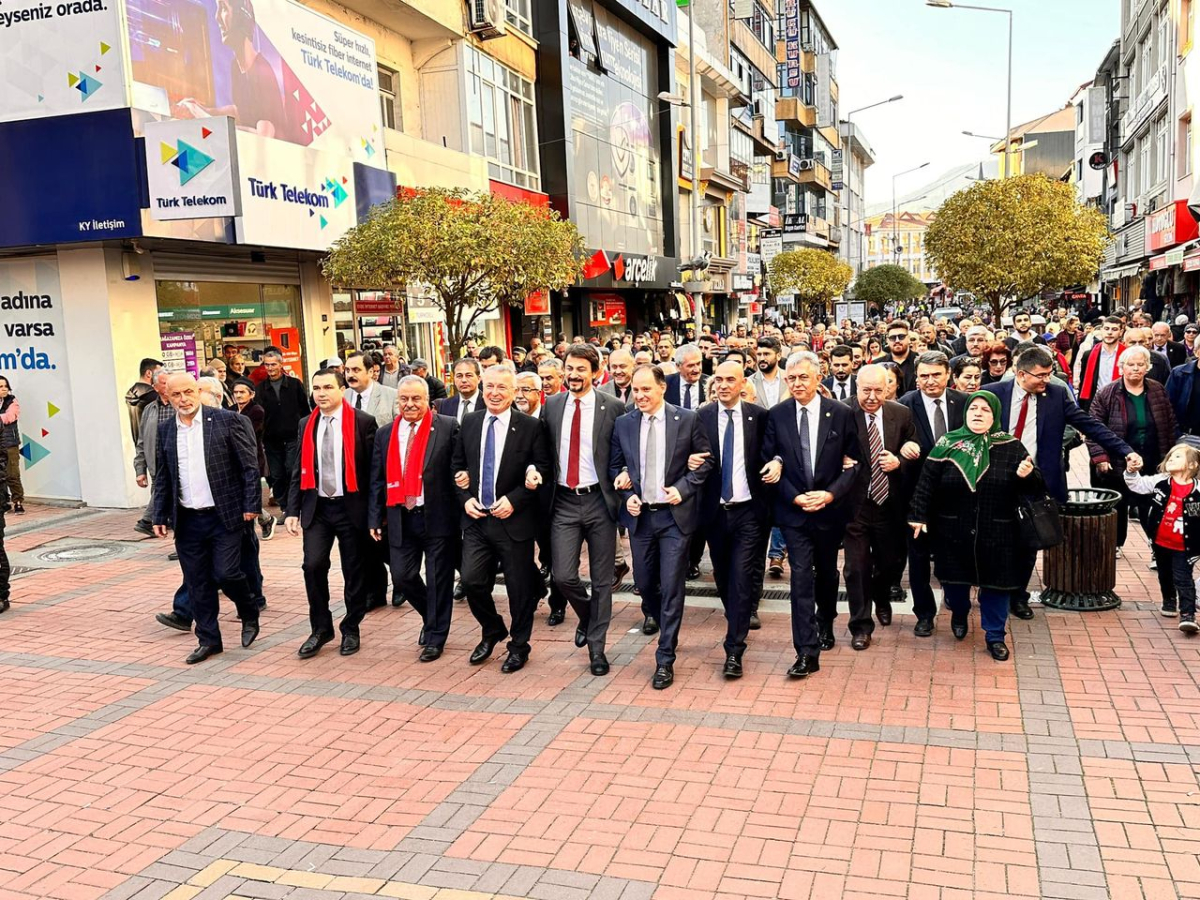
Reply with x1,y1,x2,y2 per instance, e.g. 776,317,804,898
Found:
1126,443,1200,632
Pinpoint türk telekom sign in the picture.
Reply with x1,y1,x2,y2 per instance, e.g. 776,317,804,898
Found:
1146,199,1200,253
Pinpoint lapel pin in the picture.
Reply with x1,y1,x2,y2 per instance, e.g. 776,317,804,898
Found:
674,415,680,421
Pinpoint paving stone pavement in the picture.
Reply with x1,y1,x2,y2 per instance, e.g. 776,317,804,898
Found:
1,461,1199,900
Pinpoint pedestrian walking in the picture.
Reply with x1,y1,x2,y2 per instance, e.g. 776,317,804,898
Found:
0,377,24,514
258,349,312,513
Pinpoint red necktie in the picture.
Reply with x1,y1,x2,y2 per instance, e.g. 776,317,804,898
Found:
566,398,582,488
1014,393,1030,439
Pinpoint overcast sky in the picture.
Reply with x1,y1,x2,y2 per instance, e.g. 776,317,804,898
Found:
817,0,1122,205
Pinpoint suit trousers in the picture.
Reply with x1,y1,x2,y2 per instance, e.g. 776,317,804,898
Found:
462,516,539,657
551,491,616,653
537,525,566,613
629,508,690,667
688,529,705,571
390,507,456,648
706,503,765,658
174,507,256,648
843,499,906,636
365,521,392,604
172,520,264,623
301,498,368,637
264,438,298,508
781,526,843,657
906,530,939,622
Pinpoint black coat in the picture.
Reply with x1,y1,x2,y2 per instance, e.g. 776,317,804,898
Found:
847,399,917,511
258,375,312,442
696,400,770,520
286,409,379,530
908,438,1045,590
368,414,460,539
665,372,708,409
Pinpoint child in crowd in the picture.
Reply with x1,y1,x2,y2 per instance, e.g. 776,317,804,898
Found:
1127,443,1200,632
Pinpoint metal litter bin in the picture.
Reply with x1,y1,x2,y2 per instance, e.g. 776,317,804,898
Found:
1040,488,1122,612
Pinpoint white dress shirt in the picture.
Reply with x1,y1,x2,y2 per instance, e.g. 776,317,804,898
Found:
558,389,599,487
346,383,374,411
680,378,701,409
795,395,822,466
862,405,885,450
176,412,216,509
830,376,852,401
639,404,668,502
921,392,949,441
1009,384,1039,463
478,407,511,505
316,409,344,497
1097,345,1120,390
717,401,752,503
760,374,783,407
396,419,425,506
457,393,478,423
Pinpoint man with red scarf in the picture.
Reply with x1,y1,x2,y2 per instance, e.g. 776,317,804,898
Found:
368,376,460,662
1077,317,1126,412
284,368,378,658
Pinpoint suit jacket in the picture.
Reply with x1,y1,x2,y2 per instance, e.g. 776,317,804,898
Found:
982,380,1132,502
664,373,708,409
697,401,770,521
822,374,857,403
899,388,968,454
608,404,713,535
1145,352,1172,385
435,393,481,422
598,379,633,406
354,382,399,428
368,414,461,539
258,374,312,442
286,408,379,530
762,396,865,530
541,390,622,521
451,407,552,542
1155,340,1188,369
150,406,261,532
750,371,788,408
847,399,917,512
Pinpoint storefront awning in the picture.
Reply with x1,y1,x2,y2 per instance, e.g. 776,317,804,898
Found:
1102,263,1142,281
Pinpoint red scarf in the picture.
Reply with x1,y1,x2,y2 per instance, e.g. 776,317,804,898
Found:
1080,342,1125,401
386,410,433,506
299,402,358,492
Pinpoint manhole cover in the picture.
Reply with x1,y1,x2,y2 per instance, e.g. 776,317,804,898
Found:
10,566,37,577
37,544,124,563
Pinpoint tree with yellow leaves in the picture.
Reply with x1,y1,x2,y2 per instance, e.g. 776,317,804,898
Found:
769,249,853,320
924,174,1110,322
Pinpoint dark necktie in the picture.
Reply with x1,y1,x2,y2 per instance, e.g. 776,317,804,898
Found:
355,393,363,410
933,398,946,441
868,413,888,505
683,382,692,409
566,398,582,489
799,406,813,483
720,409,735,502
481,415,497,507
838,380,847,400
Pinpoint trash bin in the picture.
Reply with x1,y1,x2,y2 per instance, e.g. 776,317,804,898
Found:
1040,488,1122,612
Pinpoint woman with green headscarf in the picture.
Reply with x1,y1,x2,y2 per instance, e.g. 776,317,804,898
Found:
908,391,1044,661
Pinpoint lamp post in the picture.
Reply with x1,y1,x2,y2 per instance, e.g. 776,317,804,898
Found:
928,0,1014,178
841,94,904,275
892,163,929,267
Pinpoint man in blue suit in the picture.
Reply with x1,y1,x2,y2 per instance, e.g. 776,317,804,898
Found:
610,364,712,690
983,345,1139,619
762,351,865,679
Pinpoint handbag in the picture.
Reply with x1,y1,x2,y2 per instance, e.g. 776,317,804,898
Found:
1018,494,1064,550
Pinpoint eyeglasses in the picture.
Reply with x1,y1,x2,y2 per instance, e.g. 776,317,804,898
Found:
887,334,907,341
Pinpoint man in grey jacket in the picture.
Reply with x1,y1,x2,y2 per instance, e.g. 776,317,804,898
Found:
133,369,175,537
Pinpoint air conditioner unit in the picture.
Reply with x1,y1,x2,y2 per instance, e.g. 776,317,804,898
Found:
798,159,815,171
775,149,789,161
468,0,506,39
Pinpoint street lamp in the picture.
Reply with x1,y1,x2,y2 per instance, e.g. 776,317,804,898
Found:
841,94,904,274
963,130,1003,141
928,0,1014,178
893,163,929,266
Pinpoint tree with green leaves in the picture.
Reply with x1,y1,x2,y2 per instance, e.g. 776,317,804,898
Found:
853,263,927,307
322,187,584,361
924,174,1110,322
769,248,853,320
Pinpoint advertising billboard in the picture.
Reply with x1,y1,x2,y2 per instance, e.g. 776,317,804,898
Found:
145,116,241,220
0,0,127,122
126,0,383,164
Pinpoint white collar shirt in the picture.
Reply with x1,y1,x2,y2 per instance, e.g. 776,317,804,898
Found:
921,391,949,441
680,378,701,410
795,395,822,462
347,383,374,411
457,393,478,423
478,406,512,505
1098,345,1120,389
830,376,852,402
717,401,752,503
176,412,216,509
1009,383,1039,463
760,373,783,406
558,389,598,487
862,405,885,448
316,409,344,498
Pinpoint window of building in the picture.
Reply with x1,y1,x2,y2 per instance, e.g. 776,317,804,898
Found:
1184,0,1196,53
465,46,540,190
506,0,531,35
750,2,774,50
1159,12,1172,67
1155,114,1168,184
378,65,400,131
1182,114,1194,178
1141,137,1152,195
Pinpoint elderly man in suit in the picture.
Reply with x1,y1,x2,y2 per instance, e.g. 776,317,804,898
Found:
599,348,635,406
1151,322,1187,368
899,351,967,636
452,366,553,672
369,376,460,662
983,345,1137,619
763,351,864,678
844,365,920,649
151,373,262,664
665,344,708,410
611,364,713,690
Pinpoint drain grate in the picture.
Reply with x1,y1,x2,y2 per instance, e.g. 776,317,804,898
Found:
37,544,126,564
9,565,38,578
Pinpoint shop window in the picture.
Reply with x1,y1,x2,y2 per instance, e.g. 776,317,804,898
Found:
378,65,401,131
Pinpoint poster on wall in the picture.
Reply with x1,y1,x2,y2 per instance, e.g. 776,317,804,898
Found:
126,0,383,163
268,326,302,378
0,0,127,122
160,331,200,375
0,258,80,501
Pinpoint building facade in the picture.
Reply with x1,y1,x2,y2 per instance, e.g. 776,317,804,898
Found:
863,212,937,285
839,121,875,279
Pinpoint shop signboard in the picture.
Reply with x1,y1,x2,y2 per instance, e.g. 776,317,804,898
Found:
0,0,127,122
1146,199,1200,253
353,292,404,315
760,234,783,266
782,0,800,90
160,331,200,376
145,117,241,220
269,326,303,378
126,0,383,165
524,291,551,315
0,257,80,501
783,213,807,235
405,288,444,324
156,301,291,321
831,149,844,191
834,301,867,324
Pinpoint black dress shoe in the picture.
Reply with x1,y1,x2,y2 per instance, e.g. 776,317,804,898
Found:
186,644,222,665
913,618,934,638
651,665,674,689
642,616,659,636
722,655,743,678
611,560,630,588
539,564,552,581
950,613,968,641
748,611,761,631
818,627,835,651
547,608,565,627
454,582,467,602
366,597,386,612
418,628,427,646
168,551,180,561
392,593,407,607
1010,598,1034,620
419,645,443,662
241,619,260,649
500,652,527,673
574,627,588,648
470,639,499,665
987,641,1010,661
851,634,871,651
156,611,192,632
340,634,360,656
876,605,893,627
889,585,905,604
687,565,701,581
590,652,610,676
298,632,334,658
787,655,820,678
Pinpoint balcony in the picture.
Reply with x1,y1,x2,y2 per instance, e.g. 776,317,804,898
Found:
776,96,816,128
798,160,832,191
771,153,801,181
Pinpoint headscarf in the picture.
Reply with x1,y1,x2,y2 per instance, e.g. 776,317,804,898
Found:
926,390,1016,491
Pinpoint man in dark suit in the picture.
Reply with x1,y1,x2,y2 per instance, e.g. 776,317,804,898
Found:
1151,322,1187,368
369,375,460,662
411,358,448,402
698,361,779,677
537,344,622,675
599,348,635,406
762,351,864,678
610,364,713,690
844,366,919,649
434,357,482,423
257,349,312,511
899,351,966,636
151,374,262,664
284,369,378,658
664,344,708,410
983,346,1137,619
822,344,857,402
452,366,553,672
